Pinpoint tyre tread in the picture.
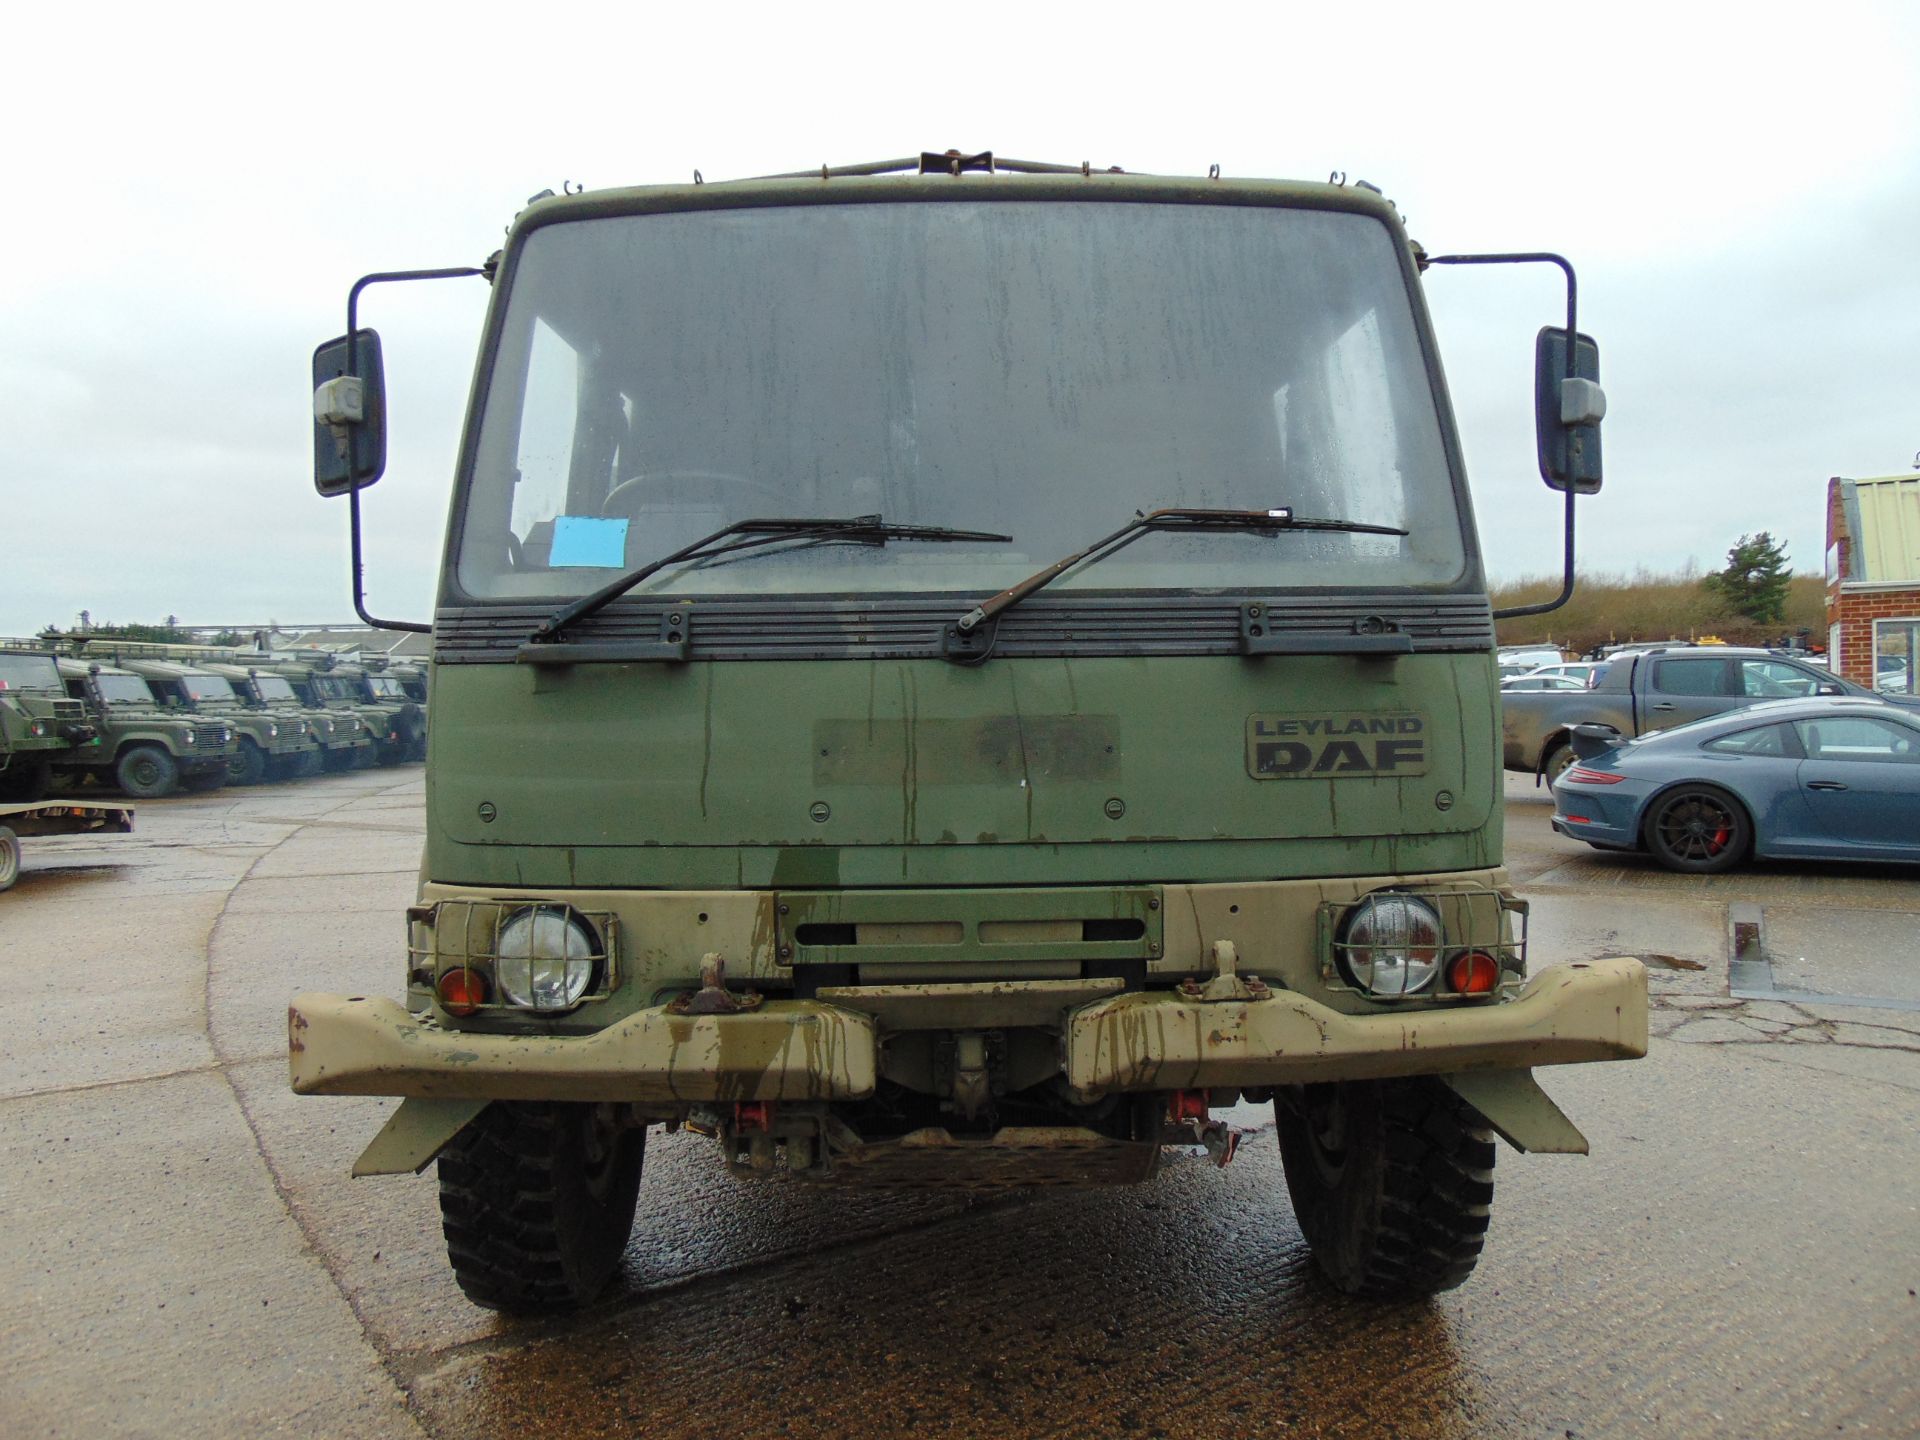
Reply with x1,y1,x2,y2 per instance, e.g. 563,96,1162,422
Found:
437,1102,642,1312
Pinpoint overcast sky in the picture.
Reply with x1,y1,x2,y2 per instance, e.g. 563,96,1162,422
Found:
5,3,1917,635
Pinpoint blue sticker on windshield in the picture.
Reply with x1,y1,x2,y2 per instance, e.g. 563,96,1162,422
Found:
549,515,628,568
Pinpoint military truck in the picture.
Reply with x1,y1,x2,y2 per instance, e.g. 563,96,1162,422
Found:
116,658,316,786
54,659,233,797
203,661,369,774
0,649,98,801
290,154,1645,1312
271,657,423,767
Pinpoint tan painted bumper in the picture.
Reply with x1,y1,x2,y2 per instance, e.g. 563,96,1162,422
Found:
287,995,877,1103
1065,959,1648,1096
291,959,1644,1105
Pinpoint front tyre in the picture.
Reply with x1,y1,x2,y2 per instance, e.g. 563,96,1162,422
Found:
438,1101,646,1313
115,744,179,799
0,825,19,891
1276,1078,1495,1297
227,738,268,786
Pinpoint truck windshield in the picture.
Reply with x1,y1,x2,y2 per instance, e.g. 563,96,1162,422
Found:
182,675,238,702
0,656,62,690
456,199,1465,602
253,676,298,703
364,677,406,699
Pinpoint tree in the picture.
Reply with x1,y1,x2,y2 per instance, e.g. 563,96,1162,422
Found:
1703,532,1792,624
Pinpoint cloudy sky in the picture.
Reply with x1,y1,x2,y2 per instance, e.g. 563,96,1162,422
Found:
5,3,1917,635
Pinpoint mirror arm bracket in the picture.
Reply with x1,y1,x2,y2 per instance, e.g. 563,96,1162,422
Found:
1425,251,1584,622
1491,485,1576,620
339,266,487,637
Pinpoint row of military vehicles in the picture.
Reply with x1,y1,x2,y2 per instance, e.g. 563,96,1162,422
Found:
0,639,427,801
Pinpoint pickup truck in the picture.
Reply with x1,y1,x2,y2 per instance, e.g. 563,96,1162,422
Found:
1503,645,1913,783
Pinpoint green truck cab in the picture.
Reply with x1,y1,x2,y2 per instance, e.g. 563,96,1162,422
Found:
269,658,419,767
55,659,234,797
203,661,369,774
291,156,1643,1313
118,658,316,786
0,650,98,802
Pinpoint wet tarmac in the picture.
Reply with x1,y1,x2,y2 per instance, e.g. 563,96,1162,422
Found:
1,770,1916,1438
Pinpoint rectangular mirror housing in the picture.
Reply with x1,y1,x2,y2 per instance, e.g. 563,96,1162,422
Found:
312,330,387,497
1535,328,1603,493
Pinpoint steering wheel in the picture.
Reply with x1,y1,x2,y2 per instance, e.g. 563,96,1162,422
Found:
601,471,785,523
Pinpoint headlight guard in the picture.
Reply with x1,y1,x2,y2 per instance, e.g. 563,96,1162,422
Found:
1319,887,1528,1002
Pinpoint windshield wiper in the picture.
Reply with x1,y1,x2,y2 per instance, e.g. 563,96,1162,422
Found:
530,515,1012,644
949,506,1408,642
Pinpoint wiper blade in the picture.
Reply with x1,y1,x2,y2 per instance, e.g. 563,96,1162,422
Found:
952,506,1407,636
532,515,1012,642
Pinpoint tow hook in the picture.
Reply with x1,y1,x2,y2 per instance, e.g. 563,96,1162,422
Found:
1177,940,1272,1003
667,952,765,1015
1166,1088,1243,1168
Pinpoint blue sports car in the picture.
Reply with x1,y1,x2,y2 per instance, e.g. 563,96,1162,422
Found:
1549,698,1920,872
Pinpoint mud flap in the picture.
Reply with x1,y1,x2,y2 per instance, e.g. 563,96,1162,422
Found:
351,1097,490,1177
1441,1069,1589,1155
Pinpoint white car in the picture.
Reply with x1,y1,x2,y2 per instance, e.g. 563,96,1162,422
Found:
1501,673,1588,691
1499,647,1564,671
1521,661,1603,689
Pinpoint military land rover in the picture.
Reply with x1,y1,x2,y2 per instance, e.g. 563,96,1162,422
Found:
290,154,1645,1313
55,659,233,797
203,661,369,774
117,657,317,786
0,649,97,802
272,657,422,766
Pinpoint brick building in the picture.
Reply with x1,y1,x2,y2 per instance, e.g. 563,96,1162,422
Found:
1824,473,1920,696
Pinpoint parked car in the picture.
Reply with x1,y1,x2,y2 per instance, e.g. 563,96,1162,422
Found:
1501,674,1588,691
1498,645,1563,672
1518,661,1603,689
1549,698,1920,872
1502,644,1915,785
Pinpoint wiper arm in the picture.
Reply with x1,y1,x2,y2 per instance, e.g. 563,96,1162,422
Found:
532,515,1012,643
952,506,1408,636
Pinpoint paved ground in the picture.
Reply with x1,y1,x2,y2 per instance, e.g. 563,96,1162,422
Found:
1,770,1916,1438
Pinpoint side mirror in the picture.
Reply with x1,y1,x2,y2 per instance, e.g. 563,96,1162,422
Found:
1534,327,1604,494
312,331,387,496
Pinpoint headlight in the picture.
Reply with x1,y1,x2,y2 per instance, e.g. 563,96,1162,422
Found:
183,728,196,745
495,906,598,1011
29,720,49,737
267,723,278,738
1335,893,1442,997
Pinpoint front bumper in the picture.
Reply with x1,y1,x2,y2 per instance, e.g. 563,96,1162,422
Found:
290,958,1646,1103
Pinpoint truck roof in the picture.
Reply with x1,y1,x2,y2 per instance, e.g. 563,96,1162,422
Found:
508,164,1408,252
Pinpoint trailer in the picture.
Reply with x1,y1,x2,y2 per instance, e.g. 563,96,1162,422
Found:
0,801,134,892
